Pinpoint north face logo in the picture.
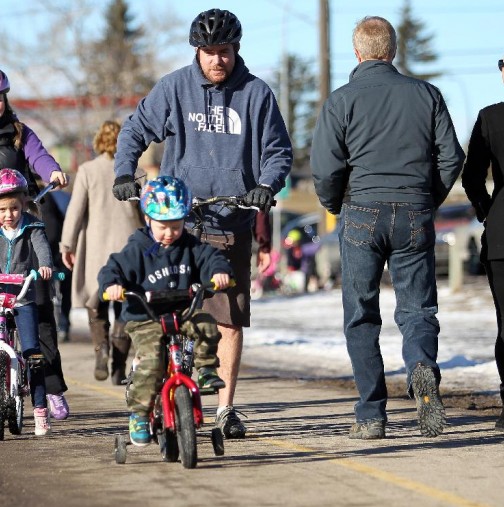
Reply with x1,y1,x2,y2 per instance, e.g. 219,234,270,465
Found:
188,105,241,134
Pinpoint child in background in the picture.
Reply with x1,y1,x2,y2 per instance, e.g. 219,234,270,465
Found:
98,176,233,446
0,169,53,435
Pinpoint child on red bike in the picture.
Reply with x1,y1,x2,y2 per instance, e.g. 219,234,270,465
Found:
0,168,53,436
98,176,233,446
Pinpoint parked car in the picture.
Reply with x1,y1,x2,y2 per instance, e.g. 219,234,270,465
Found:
315,226,341,287
434,203,475,276
464,217,485,275
280,212,321,246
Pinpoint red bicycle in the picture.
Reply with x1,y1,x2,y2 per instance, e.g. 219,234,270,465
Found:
113,282,225,468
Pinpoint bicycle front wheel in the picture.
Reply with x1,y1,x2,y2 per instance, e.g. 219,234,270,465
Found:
0,350,8,441
8,394,23,435
175,386,197,468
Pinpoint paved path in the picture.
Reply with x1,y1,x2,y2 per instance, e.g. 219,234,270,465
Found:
0,339,503,507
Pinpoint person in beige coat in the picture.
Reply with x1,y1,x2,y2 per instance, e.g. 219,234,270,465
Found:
60,121,144,384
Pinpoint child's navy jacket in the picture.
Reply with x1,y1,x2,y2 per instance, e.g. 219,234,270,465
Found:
98,226,233,321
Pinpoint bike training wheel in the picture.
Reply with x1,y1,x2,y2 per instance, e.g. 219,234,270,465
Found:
8,394,23,435
114,435,127,464
211,427,225,456
0,350,9,441
158,426,179,463
175,386,197,468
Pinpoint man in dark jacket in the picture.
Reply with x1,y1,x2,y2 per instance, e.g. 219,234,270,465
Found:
111,9,292,439
311,16,465,440
462,57,504,430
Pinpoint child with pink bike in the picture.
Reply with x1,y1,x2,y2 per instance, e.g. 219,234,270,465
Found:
0,169,54,435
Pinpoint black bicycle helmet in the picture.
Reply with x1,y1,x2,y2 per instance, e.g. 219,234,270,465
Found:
189,9,242,47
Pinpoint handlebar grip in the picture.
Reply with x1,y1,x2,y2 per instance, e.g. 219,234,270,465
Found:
29,269,66,281
209,277,236,290
32,180,60,204
102,290,126,302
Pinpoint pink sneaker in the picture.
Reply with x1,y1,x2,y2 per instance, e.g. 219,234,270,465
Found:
33,407,52,436
47,393,70,420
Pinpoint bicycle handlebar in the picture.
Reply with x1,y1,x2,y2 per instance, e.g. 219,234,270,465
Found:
0,270,66,302
191,195,277,212
103,279,235,324
103,282,214,324
32,180,59,204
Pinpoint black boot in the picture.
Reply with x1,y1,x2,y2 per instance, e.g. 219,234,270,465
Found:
111,322,131,386
94,342,109,381
497,385,504,430
88,309,110,381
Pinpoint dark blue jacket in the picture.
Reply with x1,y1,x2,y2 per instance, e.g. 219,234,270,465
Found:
98,226,233,321
311,61,465,214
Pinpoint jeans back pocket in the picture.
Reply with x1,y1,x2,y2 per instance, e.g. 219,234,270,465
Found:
409,208,435,249
343,204,379,246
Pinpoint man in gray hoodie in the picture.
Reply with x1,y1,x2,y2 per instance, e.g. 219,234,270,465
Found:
311,16,465,440
112,8,292,439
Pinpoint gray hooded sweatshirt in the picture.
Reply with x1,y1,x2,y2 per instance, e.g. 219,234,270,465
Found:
115,55,292,235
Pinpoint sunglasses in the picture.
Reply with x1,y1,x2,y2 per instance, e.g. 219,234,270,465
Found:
499,59,504,71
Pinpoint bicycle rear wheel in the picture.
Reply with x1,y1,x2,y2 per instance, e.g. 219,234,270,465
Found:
175,386,197,468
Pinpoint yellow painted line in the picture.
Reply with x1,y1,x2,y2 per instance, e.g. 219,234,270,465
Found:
259,438,491,507
66,377,126,400
66,377,492,507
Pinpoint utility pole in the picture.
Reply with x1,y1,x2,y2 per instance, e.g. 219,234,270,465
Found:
318,0,331,109
272,8,291,259
318,0,337,235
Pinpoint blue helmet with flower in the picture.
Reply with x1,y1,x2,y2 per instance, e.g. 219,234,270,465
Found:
140,176,192,221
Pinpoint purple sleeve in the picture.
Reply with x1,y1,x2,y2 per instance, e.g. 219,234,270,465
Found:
21,124,62,182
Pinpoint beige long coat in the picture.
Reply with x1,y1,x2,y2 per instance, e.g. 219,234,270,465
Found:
60,153,144,308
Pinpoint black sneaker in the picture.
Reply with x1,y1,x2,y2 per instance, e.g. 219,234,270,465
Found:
348,420,385,440
495,408,504,431
411,363,446,437
215,406,247,439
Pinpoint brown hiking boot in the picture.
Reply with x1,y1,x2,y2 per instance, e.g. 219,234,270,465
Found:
94,342,109,381
348,420,386,440
411,363,446,437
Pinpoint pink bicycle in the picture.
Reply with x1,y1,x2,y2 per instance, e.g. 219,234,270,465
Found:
0,269,64,439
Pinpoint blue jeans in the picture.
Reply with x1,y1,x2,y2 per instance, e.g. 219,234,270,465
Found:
340,202,440,423
15,303,47,408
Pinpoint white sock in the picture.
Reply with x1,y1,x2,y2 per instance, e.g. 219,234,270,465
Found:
216,405,232,417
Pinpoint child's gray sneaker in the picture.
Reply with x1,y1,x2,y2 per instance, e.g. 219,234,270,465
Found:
216,406,247,439
348,420,385,440
411,363,446,437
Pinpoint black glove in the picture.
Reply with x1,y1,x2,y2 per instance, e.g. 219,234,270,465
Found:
475,199,491,223
112,175,141,201
243,185,275,214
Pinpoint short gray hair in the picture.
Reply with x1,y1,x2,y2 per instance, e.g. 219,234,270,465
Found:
352,16,396,61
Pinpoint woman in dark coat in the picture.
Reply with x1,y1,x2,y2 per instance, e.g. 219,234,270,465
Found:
462,57,504,430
